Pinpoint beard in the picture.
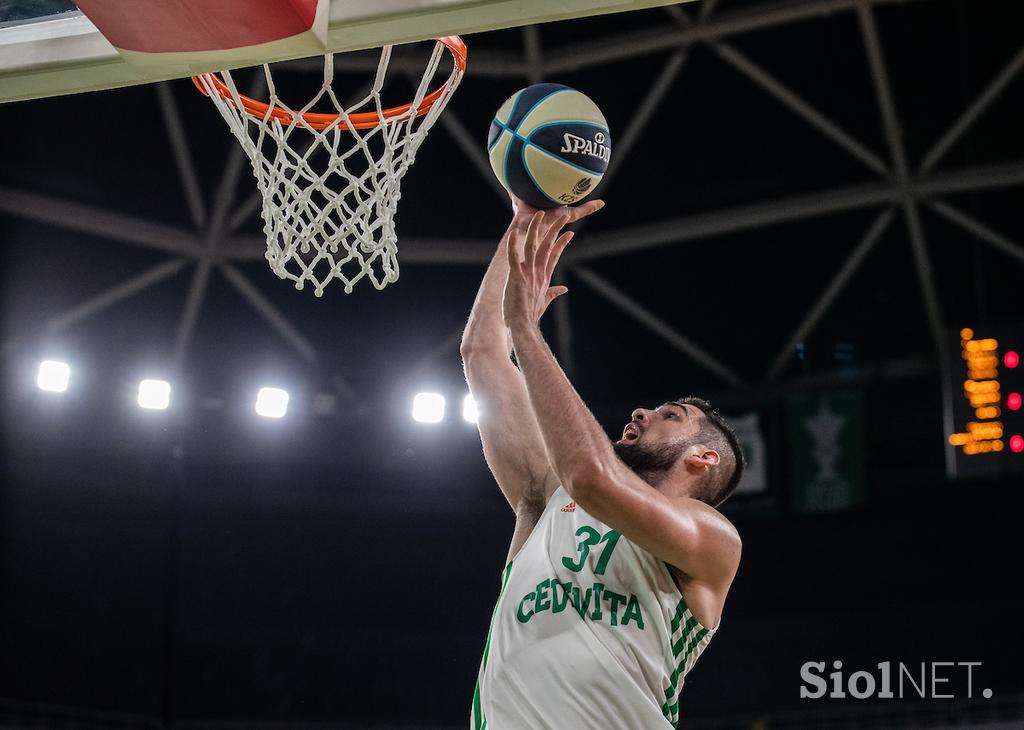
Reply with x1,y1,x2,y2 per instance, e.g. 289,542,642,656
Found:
612,438,688,482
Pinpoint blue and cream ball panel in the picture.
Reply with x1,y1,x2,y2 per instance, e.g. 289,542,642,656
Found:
487,83,611,209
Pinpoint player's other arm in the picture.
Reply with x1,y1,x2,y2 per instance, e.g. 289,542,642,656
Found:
460,218,556,513
461,198,604,513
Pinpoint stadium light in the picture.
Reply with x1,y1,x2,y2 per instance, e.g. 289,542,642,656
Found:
255,387,289,418
138,379,171,410
463,393,479,424
37,360,70,393
412,392,445,423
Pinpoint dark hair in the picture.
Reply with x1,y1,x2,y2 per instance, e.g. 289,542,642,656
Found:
672,396,746,507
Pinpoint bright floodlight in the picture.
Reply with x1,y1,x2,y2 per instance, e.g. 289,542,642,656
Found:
255,387,289,418
412,392,445,423
37,360,70,393
138,379,171,410
462,393,479,424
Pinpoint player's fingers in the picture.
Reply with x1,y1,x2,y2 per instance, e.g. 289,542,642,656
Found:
525,211,544,267
566,199,605,223
539,207,567,235
540,285,569,315
506,227,523,269
544,231,574,279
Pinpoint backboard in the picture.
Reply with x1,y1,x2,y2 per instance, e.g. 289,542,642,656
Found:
0,0,691,103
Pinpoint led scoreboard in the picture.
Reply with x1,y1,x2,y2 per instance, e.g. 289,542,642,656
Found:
945,323,1024,478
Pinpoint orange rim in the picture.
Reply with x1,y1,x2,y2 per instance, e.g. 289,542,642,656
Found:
192,36,467,132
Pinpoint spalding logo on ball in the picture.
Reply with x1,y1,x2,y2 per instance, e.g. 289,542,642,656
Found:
487,83,611,209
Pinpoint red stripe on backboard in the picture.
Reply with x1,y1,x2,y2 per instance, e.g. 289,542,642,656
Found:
72,0,322,54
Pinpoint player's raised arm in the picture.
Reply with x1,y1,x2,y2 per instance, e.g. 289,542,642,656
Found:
502,211,742,596
460,197,603,513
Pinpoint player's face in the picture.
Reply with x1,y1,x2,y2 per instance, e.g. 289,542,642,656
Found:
616,402,703,448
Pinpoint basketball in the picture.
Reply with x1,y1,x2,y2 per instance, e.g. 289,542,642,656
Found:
487,83,611,209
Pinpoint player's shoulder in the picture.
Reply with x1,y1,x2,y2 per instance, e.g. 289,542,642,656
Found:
669,496,742,558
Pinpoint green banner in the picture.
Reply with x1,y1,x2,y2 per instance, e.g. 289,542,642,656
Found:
785,393,865,513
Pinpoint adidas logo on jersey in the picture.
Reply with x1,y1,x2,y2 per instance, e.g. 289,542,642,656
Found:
561,501,576,512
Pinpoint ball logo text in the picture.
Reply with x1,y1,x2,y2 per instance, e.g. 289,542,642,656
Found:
560,133,611,163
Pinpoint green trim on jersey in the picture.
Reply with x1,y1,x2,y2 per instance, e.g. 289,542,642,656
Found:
662,595,712,726
471,561,515,730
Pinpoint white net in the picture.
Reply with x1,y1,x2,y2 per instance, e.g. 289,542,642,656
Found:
195,41,464,296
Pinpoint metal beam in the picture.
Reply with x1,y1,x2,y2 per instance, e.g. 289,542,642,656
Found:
573,265,744,387
0,186,203,258
405,323,467,381
523,25,543,83
220,160,1024,266
551,271,576,377
227,192,262,234
699,0,721,21
7,260,189,350
276,0,927,81
765,209,894,381
857,2,909,181
919,44,1024,174
603,48,690,187
218,264,320,366
155,82,206,229
206,145,250,244
169,196,235,368
543,0,925,74
213,70,267,237
570,48,690,239
172,262,211,368
661,4,887,187
713,42,890,176
903,201,946,355
438,109,510,203
662,3,692,25
914,159,1024,197
928,200,1024,267
171,101,257,366
570,159,1023,260
860,1,945,356
568,180,896,261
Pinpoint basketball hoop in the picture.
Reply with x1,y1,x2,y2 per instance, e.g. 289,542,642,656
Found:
193,36,467,296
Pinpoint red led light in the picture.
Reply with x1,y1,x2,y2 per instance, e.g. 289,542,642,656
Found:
1009,393,1023,411
1006,351,1020,369
1011,435,1024,453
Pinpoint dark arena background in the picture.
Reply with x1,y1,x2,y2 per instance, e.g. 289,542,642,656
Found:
2,0,1024,728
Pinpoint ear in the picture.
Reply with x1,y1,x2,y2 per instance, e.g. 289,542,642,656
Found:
683,449,720,472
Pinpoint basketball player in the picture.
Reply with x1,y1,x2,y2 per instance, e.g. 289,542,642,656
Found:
462,198,745,729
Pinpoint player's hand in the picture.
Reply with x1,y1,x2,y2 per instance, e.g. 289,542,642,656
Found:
503,210,576,330
509,194,605,235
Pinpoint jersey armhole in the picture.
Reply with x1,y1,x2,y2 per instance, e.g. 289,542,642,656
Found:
660,559,716,633
504,484,567,571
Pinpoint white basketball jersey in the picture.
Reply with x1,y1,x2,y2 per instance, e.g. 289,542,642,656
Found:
470,486,715,729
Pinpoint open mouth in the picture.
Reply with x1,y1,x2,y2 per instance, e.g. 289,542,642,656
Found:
621,423,641,442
